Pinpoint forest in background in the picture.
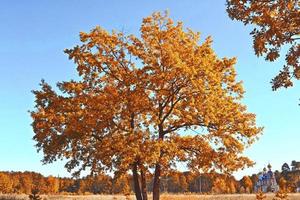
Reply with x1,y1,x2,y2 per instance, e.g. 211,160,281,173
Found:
0,162,299,195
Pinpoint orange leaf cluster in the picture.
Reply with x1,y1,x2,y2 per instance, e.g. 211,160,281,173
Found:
227,0,300,90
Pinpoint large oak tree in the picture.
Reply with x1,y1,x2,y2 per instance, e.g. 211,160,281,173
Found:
31,12,262,200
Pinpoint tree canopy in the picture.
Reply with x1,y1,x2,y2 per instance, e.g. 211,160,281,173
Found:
31,12,262,200
227,0,300,90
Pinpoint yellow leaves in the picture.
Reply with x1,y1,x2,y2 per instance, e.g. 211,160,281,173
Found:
273,190,288,200
227,0,300,90
287,1,294,10
222,136,244,153
269,9,278,18
212,177,228,194
79,31,89,42
0,173,13,193
31,11,262,182
256,190,267,200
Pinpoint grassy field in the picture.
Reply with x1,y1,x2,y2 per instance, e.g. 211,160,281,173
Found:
1,194,300,200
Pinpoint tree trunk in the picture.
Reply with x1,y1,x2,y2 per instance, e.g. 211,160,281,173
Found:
152,163,161,200
132,163,143,200
130,113,143,200
152,122,164,200
140,167,148,200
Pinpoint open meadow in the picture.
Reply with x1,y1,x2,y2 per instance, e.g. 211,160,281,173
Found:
1,194,300,200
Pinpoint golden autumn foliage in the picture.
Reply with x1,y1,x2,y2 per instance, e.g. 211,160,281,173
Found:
256,190,266,200
240,176,253,193
212,177,227,194
31,11,262,200
0,173,13,193
279,177,288,191
227,0,300,90
273,190,289,200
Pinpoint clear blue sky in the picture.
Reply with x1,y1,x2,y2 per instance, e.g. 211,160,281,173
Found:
0,1,299,180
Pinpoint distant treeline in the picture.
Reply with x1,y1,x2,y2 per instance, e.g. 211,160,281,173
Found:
0,164,299,194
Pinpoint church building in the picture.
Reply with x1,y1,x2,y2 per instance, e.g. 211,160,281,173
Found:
254,164,279,193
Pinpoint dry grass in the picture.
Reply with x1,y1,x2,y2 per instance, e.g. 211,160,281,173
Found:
160,193,300,200
0,194,28,200
1,193,300,200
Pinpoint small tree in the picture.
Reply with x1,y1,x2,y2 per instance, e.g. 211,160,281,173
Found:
256,190,266,200
273,190,288,200
228,179,237,194
212,177,227,194
241,176,253,193
31,11,262,200
29,189,42,200
282,163,290,173
279,177,287,191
